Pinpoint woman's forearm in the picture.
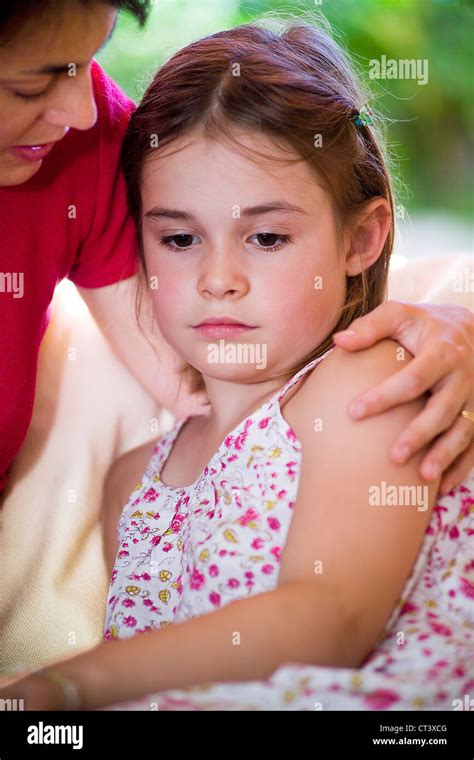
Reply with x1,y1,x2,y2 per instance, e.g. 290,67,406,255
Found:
48,581,349,710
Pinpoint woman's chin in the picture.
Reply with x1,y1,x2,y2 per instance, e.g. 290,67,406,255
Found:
0,152,43,186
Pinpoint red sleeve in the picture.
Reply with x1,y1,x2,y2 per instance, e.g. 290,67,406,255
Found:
68,61,139,288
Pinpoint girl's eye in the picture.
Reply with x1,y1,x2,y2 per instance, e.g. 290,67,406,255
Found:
249,233,292,252
160,234,201,251
13,90,47,101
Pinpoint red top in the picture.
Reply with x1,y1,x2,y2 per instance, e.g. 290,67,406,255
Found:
0,61,138,493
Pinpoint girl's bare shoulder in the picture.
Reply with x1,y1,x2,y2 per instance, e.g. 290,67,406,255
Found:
285,338,420,437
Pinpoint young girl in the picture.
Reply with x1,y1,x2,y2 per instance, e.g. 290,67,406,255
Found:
2,18,473,711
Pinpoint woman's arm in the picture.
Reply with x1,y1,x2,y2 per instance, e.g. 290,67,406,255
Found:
0,339,442,710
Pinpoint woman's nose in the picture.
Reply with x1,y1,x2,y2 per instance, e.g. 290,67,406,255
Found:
42,68,98,131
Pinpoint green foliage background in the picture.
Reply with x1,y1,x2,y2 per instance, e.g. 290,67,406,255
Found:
96,0,473,218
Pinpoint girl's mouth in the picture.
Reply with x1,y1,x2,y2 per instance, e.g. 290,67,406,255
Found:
193,318,258,339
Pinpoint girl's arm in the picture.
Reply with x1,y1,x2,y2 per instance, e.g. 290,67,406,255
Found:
101,440,156,578
0,339,441,710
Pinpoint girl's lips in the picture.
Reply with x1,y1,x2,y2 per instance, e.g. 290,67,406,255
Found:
9,142,56,163
194,324,257,338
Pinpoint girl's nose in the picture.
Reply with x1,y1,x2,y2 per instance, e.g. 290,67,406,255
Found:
42,67,98,132
198,249,249,300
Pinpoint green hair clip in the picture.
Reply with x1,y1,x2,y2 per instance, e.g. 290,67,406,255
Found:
352,105,373,128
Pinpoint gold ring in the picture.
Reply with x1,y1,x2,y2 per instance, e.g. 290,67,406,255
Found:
460,410,474,424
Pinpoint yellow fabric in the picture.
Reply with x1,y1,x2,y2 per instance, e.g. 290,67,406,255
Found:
0,255,471,676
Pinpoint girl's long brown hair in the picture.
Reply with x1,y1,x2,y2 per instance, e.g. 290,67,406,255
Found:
121,17,395,394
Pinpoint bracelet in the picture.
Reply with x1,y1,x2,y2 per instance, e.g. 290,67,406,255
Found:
36,669,82,710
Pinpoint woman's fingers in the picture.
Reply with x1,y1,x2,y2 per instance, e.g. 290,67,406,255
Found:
438,437,474,495
346,341,459,419
333,300,411,349
389,374,469,460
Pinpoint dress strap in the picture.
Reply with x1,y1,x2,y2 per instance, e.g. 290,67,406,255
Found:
274,345,335,405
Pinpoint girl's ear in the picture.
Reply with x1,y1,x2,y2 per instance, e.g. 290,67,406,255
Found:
345,198,392,277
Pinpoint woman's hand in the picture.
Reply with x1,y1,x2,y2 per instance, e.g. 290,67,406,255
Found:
333,301,473,495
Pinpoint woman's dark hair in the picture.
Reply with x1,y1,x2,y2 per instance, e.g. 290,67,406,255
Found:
121,17,395,394
0,0,151,41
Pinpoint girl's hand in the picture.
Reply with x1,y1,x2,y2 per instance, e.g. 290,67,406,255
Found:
333,301,473,494
0,672,67,711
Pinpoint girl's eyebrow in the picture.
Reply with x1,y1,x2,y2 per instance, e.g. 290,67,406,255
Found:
144,202,308,222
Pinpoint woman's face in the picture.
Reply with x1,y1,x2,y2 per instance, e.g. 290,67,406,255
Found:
140,130,348,385
0,2,117,186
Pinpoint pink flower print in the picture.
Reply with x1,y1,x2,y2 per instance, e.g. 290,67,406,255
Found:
252,537,264,550
227,454,238,462
430,622,452,636
143,488,158,502
123,616,137,628
118,550,129,559
209,564,219,578
267,516,281,531
277,490,287,499
218,549,228,557
270,546,281,561
190,569,206,590
141,573,152,581
209,592,221,607
122,598,135,608
449,525,460,540
162,542,173,552
245,571,254,579
459,577,474,599
150,535,161,547
286,427,297,443
364,689,399,710
228,578,240,588
262,564,274,575
400,601,418,615
171,515,184,532
258,417,270,429
234,420,252,450
239,508,260,526
143,599,153,607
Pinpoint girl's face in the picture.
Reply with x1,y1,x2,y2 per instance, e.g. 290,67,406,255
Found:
141,130,348,385
0,2,117,187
